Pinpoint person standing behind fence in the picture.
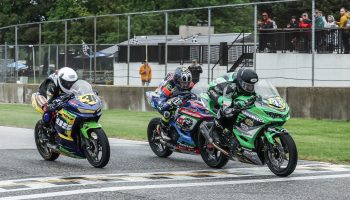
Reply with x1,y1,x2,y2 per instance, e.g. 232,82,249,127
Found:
287,16,299,51
139,60,152,86
258,12,274,52
188,59,202,84
325,15,338,53
315,10,325,51
337,7,350,54
299,13,312,53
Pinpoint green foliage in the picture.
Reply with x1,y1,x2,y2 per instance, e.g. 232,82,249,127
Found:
0,0,253,44
0,0,348,44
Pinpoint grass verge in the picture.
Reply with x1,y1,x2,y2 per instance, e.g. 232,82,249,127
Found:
1,103,349,164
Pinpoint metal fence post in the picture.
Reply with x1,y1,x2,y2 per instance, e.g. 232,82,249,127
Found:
311,0,315,86
253,4,257,71
4,42,7,82
48,44,50,76
56,45,59,70
207,8,211,83
127,15,131,85
39,23,41,78
94,17,97,83
15,26,18,82
64,20,68,66
32,46,36,84
165,12,168,76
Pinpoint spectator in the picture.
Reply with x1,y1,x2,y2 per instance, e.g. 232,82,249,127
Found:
325,15,338,53
139,60,152,86
258,12,275,52
315,10,325,51
287,16,299,51
325,15,338,28
258,12,274,29
315,10,325,28
287,16,299,28
299,13,312,52
337,7,350,54
299,13,312,28
188,59,202,84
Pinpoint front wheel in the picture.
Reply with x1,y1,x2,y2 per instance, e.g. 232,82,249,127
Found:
34,120,60,161
83,128,110,168
265,134,298,177
147,118,173,158
198,128,229,168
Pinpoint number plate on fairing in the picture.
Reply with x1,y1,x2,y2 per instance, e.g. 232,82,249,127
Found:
78,94,97,105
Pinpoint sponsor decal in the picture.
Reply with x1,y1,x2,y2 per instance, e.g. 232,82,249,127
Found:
56,118,73,131
242,110,264,123
240,123,249,130
245,119,254,127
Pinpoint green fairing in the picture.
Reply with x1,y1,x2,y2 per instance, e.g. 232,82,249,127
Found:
80,121,102,139
58,146,85,159
201,89,290,149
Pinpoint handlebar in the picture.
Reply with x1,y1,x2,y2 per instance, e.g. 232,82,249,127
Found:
59,93,75,102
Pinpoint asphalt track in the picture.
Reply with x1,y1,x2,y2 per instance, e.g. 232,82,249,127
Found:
0,126,349,200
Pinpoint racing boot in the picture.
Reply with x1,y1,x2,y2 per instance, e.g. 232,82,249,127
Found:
159,121,171,141
210,119,223,144
159,111,172,141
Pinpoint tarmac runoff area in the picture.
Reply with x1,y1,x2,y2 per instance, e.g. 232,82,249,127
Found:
0,126,349,200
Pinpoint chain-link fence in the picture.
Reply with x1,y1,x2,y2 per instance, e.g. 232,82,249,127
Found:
0,0,349,87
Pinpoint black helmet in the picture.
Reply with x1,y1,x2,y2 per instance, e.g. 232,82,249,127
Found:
236,68,258,94
173,66,192,90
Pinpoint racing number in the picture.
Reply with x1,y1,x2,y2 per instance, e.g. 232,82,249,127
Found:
79,94,97,105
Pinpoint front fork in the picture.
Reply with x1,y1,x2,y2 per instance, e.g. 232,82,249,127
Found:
263,127,288,160
80,121,102,149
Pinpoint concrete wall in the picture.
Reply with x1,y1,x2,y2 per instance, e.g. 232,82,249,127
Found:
0,83,349,120
256,53,350,87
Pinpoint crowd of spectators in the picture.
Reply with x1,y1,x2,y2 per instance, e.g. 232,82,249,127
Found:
258,7,350,54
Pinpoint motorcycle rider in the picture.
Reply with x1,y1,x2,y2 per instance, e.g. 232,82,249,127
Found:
157,66,193,141
38,67,78,126
207,68,258,148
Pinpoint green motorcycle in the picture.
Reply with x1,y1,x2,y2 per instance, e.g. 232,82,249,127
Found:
196,80,297,177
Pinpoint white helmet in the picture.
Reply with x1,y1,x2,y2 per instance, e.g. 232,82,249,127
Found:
57,67,78,94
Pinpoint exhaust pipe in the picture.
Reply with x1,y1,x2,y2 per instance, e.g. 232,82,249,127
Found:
211,143,230,156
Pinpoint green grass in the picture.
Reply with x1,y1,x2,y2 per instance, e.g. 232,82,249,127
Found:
1,103,350,164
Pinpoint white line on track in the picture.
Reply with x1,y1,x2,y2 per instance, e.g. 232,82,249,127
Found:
2,173,350,200
0,163,348,194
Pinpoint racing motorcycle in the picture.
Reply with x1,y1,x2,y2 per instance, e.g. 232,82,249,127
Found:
198,80,298,177
31,80,110,168
146,90,220,159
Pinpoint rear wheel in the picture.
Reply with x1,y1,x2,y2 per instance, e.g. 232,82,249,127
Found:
265,134,298,177
198,127,229,168
83,128,110,168
147,118,173,158
34,120,60,161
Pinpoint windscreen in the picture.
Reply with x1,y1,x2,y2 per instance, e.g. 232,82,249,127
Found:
70,80,94,96
254,80,280,99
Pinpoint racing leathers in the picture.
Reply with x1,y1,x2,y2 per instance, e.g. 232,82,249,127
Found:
156,73,193,141
207,72,255,145
38,73,65,126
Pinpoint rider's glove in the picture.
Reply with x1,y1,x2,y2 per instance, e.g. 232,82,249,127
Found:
48,99,64,111
220,107,235,118
170,97,182,107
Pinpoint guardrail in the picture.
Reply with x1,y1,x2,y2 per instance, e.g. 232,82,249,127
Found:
258,28,350,54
